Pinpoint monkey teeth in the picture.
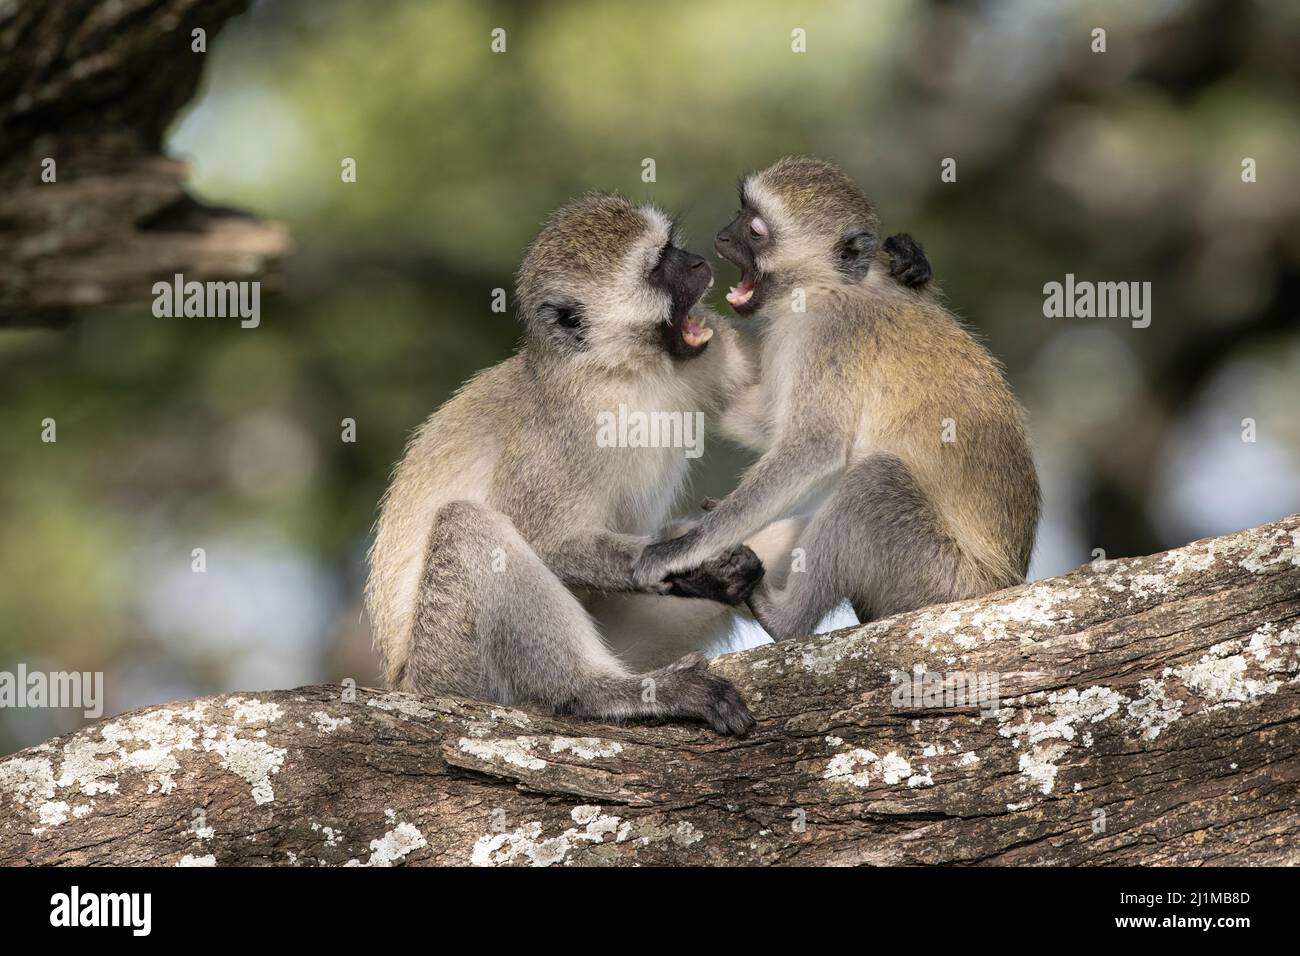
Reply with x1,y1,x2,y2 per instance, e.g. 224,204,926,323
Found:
682,316,713,348
726,275,755,307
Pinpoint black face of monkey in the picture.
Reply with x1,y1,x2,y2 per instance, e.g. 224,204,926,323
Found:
651,242,714,359
715,206,767,316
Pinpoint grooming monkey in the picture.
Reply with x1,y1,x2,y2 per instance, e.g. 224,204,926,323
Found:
366,194,766,734
634,157,1040,641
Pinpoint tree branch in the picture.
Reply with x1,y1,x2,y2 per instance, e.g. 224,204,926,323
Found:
2,515,1298,866
0,0,288,325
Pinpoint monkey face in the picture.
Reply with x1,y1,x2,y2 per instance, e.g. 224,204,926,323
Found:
518,194,715,366
718,157,884,314
715,204,771,316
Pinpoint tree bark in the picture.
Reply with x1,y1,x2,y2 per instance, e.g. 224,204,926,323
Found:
2,516,1297,866
0,0,287,325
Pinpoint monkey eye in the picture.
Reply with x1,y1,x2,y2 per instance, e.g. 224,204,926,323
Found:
542,301,582,330
749,216,769,241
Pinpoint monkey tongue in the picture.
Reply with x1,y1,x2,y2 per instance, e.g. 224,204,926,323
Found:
682,314,714,348
726,275,755,307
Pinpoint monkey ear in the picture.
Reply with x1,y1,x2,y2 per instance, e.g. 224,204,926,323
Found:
536,300,587,350
834,228,878,282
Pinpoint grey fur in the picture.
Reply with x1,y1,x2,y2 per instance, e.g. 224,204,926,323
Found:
366,194,759,733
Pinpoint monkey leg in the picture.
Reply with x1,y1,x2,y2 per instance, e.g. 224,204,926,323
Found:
747,454,961,642
405,500,754,734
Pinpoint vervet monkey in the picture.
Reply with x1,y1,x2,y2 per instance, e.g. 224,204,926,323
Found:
634,157,1040,642
366,194,763,734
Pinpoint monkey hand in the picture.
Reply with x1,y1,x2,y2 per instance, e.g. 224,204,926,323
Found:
663,544,764,605
884,233,932,289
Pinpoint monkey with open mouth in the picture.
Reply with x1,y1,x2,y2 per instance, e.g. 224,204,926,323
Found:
635,157,1040,642
366,194,765,734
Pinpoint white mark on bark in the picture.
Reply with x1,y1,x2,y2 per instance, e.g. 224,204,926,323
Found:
823,748,914,788
201,732,286,805
908,583,1084,649
1161,540,1218,575
0,755,57,813
226,697,283,725
33,799,70,833
470,804,637,867
998,686,1124,793
671,821,703,846
311,711,351,734
311,821,342,847
1127,678,1184,740
1127,573,1173,601
1019,742,1069,794
796,630,868,674
457,736,547,771
365,692,440,719
1239,528,1300,573
998,686,1124,747
548,737,624,760
7,705,215,811
347,822,427,867
1178,654,1274,706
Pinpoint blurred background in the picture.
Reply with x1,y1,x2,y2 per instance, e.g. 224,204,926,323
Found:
2,0,1298,754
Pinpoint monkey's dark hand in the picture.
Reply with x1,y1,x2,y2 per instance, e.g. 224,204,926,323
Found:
884,233,932,289
664,544,764,605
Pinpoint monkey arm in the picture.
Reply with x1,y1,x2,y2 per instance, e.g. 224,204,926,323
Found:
544,531,762,605
541,531,662,593
719,383,772,452
708,320,759,398
633,435,845,587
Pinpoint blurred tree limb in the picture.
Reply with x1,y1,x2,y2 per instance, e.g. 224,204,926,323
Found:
2,515,1296,866
0,0,287,325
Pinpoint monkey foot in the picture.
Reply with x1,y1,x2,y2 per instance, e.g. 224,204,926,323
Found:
663,652,755,735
